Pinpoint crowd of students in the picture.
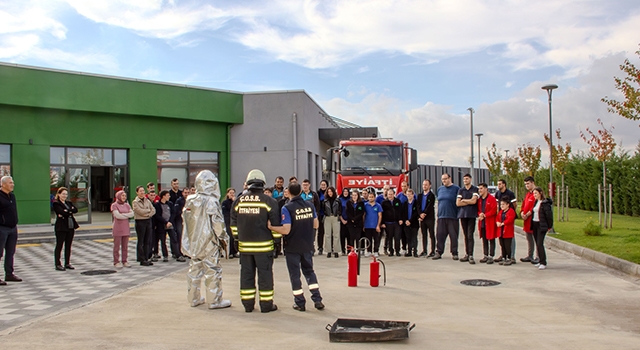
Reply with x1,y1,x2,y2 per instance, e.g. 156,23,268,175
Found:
243,174,552,270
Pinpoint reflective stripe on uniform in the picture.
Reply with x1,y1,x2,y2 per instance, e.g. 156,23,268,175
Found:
240,289,256,300
308,283,319,290
259,290,274,301
271,231,282,238
292,289,304,296
238,240,274,253
230,226,238,236
234,202,272,212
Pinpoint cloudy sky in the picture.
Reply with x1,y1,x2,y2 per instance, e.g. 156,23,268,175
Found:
2,0,639,166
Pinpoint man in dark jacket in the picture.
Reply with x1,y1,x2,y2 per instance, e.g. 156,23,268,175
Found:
0,176,21,285
381,188,403,256
417,179,436,257
153,190,184,262
403,189,420,257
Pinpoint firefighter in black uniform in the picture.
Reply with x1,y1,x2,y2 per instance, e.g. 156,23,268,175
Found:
270,182,325,312
230,169,281,313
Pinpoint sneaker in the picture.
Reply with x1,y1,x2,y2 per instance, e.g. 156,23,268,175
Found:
293,304,306,312
404,252,412,257
460,255,469,262
364,252,371,257
373,252,379,258
413,252,419,258
468,256,475,264
123,262,132,268
479,256,489,263
327,253,332,258
520,257,532,262
419,252,427,257
499,260,505,265
334,253,339,258
396,252,401,257
432,252,442,260
176,256,186,262
151,256,159,262
114,262,124,268
314,301,325,310
163,257,169,262
494,256,503,262
538,264,547,270
486,257,494,264
534,263,541,267
531,259,540,265
503,259,512,266
452,255,459,261
511,258,517,264
427,252,435,258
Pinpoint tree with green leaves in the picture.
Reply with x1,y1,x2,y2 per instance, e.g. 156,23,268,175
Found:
503,154,520,197
483,142,503,184
602,45,640,127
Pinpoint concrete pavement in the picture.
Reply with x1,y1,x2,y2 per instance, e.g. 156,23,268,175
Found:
1,233,640,349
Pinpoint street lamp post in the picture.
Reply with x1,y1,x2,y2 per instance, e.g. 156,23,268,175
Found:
467,107,474,179
475,133,483,181
542,84,558,199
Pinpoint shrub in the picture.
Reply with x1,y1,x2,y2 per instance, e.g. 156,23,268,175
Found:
583,220,602,236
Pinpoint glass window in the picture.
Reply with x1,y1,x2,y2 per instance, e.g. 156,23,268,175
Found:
157,150,188,166
114,149,127,165
67,148,113,166
189,151,218,165
158,168,188,192
0,166,10,177
0,144,10,163
50,147,65,164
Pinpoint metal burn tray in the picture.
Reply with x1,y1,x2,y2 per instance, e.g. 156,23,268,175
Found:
325,318,415,342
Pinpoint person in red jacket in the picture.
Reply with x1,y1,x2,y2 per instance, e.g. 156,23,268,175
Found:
518,176,537,264
476,183,498,264
497,197,516,266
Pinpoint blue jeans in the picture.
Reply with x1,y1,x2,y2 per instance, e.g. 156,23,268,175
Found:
0,225,18,275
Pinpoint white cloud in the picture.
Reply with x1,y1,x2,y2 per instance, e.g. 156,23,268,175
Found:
323,52,640,166
64,0,235,39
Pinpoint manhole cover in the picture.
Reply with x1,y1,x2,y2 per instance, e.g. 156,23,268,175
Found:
81,270,117,276
460,279,501,287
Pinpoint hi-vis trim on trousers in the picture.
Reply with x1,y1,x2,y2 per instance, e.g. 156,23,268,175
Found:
308,283,319,290
259,290,274,301
292,289,304,296
240,289,256,300
230,226,238,236
238,240,274,253
234,202,272,212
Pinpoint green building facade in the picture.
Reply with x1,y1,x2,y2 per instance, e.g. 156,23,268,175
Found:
0,63,243,225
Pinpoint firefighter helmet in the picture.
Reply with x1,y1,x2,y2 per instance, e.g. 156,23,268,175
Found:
245,169,266,185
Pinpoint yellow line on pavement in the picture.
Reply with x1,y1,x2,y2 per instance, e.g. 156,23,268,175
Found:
94,238,114,243
17,243,42,248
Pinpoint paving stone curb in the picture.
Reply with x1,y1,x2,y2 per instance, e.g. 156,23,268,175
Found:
516,227,640,278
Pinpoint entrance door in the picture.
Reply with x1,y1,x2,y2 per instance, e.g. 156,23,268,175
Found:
68,167,91,223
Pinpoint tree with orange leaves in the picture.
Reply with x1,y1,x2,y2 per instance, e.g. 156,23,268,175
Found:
580,119,616,227
517,143,542,178
545,129,572,221
602,46,640,127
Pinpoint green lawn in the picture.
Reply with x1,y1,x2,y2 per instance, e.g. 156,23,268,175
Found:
515,207,640,264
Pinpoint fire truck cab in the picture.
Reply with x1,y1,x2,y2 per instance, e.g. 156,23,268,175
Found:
326,138,418,194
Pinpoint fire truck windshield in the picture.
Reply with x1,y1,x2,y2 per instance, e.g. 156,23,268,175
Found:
341,145,403,174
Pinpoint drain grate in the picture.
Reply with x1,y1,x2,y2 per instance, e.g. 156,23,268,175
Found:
460,279,501,287
81,270,117,276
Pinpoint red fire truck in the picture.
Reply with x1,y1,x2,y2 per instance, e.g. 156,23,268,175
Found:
327,138,417,194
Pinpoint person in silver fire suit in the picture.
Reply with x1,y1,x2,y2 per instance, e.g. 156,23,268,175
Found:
182,170,231,309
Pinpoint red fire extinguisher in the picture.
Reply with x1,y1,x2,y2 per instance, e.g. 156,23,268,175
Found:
370,256,386,287
348,246,358,287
